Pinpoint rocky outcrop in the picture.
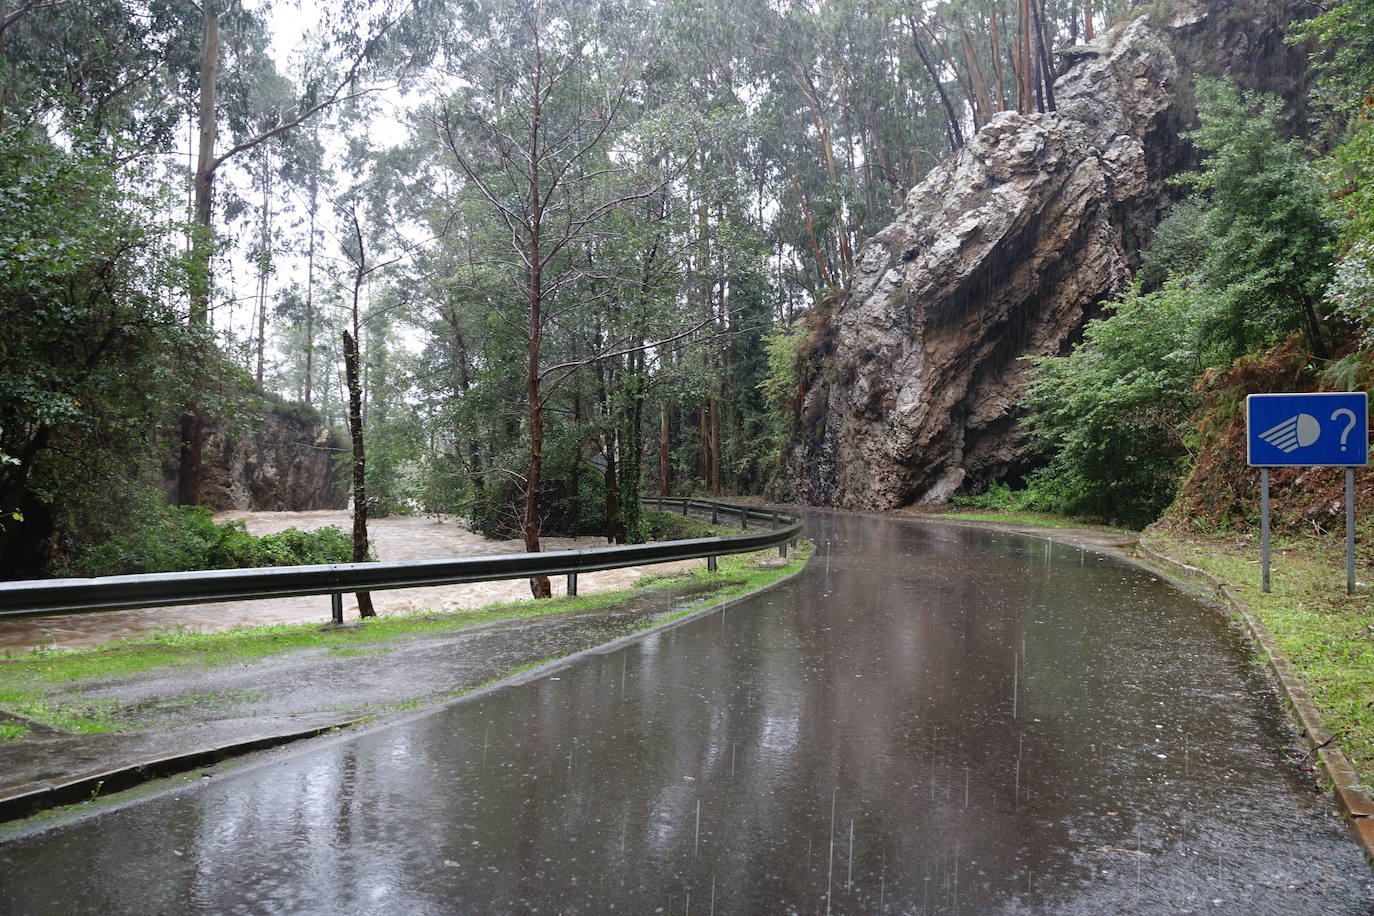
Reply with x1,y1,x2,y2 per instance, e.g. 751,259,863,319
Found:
790,18,1179,509
161,404,349,512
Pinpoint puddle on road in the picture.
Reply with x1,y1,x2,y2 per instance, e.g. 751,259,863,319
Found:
2,513,1368,913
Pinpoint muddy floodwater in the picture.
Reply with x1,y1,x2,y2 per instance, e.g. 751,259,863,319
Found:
1,512,1370,912
0,511,704,652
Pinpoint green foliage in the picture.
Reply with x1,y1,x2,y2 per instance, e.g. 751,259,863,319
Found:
1021,281,1210,526
68,501,354,577
641,508,734,541
0,130,195,576
1321,117,1374,346
1137,199,1208,292
1177,78,1337,359
760,323,809,419
1287,0,1374,121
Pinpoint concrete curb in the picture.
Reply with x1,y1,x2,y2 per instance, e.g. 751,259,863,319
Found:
1135,538,1374,864
0,715,366,824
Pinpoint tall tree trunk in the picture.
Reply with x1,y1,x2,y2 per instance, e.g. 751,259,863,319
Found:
177,2,220,507
1031,0,1056,111
1020,0,1033,114
254,145,272,388
785,168,836,288
659,404,671,496
524,32,551,599
342,328,375,618
909,20,964,149
709,397,721,495
990,13,1008,111
604,427,622,544
619,351,644,543
1084,2,1095,42
960,28,994,125
304,203,315,405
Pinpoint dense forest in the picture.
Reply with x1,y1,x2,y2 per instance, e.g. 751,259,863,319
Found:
0,0,1369,581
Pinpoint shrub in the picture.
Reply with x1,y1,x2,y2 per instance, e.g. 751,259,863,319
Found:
69,505,355,576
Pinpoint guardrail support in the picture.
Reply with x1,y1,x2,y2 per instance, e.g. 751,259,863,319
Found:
566,572,578,597
780,539,788,558
681,500,689,516
711,504,718,525
772,511,779,529
0,498,803,622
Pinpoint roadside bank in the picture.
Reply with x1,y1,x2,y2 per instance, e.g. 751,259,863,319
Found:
0,543,811,824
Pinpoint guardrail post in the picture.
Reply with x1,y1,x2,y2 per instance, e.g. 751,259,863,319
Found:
711,504,718,525
681,499,689,516
707,555,717,572
566,573,578,597
779,540,788,558
772,511,779,529
330,593,343,625
740,506,748,530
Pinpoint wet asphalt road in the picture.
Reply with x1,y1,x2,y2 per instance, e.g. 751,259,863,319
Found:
1,513,1370,913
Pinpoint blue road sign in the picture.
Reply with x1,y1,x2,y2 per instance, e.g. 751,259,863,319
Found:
1246,392,1368,467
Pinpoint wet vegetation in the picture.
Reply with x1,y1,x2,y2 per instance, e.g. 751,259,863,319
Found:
64,504,356,577
1145,530,1374,787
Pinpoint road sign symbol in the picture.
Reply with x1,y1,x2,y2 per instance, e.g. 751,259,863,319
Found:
1246,392,1369,467
1258,413,1320,453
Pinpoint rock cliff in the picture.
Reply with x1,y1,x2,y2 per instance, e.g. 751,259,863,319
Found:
787,2,1314,510
161,404,349,512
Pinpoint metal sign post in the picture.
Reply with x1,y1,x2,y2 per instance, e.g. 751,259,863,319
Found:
1246,392,1368,596
1260,468,1271,593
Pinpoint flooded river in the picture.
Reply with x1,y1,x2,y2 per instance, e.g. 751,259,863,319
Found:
0,511,703,653
1,512,1368,912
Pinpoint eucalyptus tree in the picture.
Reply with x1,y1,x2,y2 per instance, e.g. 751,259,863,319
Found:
177,0,443,507
431,0,711,596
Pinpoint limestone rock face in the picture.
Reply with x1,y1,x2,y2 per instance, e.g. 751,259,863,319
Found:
162,405,349,512
788,18,1178,509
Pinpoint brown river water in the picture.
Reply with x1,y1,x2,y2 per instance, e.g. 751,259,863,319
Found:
0,511,703,653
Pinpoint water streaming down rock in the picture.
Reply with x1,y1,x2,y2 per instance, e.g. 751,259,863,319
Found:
786,1,1318,510
788,18,1178,509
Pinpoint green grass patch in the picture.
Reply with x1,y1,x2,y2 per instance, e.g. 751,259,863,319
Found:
0,541,812,734
1143,529,1374,788
919,507,1136,533
642,507,740,540
0,721,28,741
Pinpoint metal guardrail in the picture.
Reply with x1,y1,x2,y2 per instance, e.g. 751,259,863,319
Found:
0,499,802,622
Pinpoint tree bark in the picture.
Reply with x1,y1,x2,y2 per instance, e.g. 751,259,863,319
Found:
177,2,220,507
1031,0,1056,111
659,404,670,496
909,20,964,149
342,328,375,618
523,23,551,599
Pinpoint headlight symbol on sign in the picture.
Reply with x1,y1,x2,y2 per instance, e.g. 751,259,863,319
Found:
1257,413,1321,453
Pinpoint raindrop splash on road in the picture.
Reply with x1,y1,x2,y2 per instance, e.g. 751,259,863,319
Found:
0,513,1369,913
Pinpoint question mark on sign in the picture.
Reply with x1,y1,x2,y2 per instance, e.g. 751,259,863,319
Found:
1331,408,1358,452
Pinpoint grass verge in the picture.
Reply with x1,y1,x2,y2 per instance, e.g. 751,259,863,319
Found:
911,506,1135,533
1143,529,1374,788
0,541,812,734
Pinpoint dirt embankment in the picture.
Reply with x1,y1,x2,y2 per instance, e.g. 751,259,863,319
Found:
1167,340,1372,553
